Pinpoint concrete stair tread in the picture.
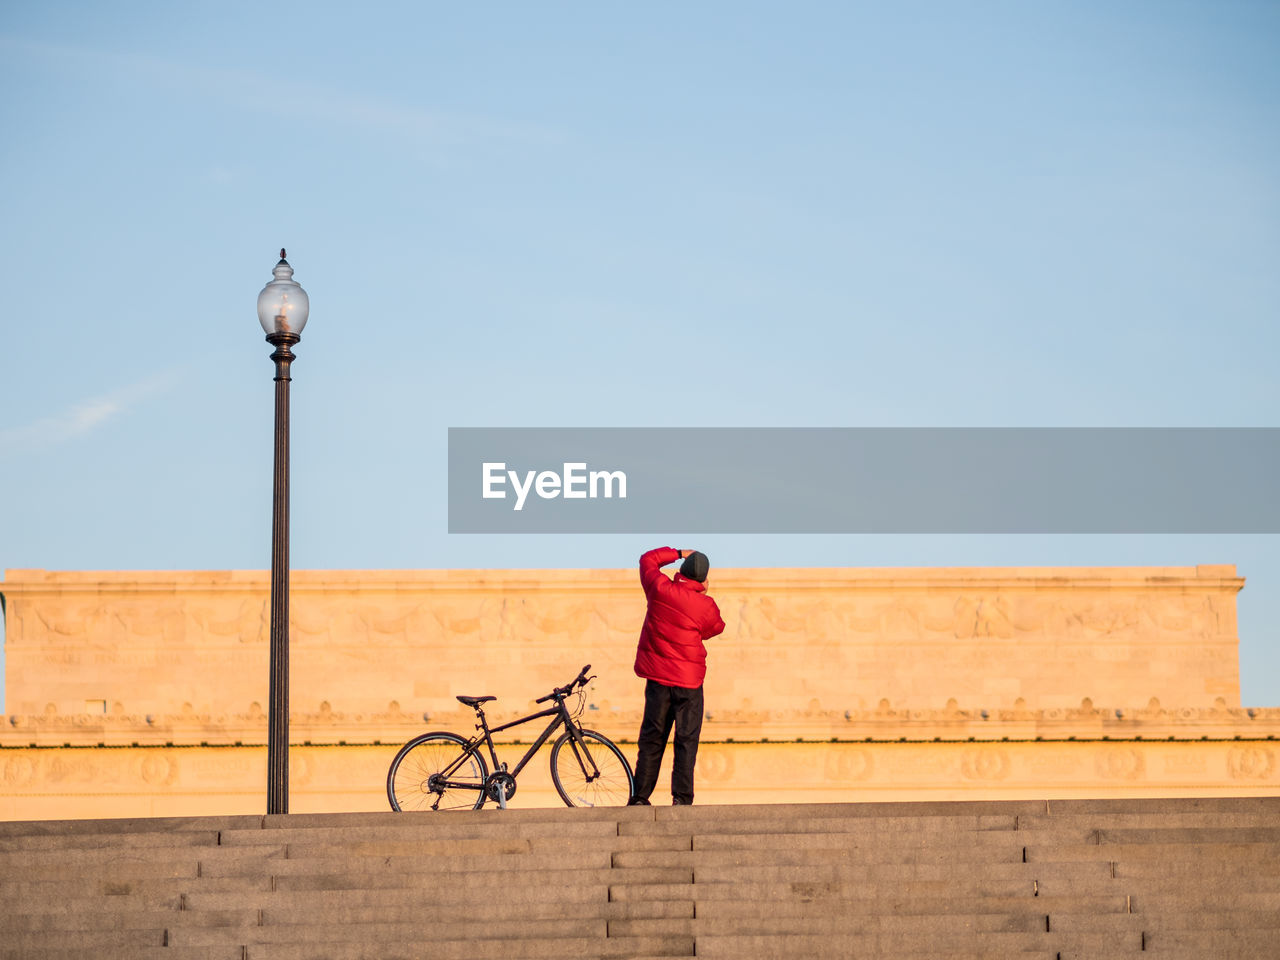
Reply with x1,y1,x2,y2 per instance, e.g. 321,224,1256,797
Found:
657,797,1280,819
0,846,287,875
0,949,244,960
267,871,620,894
1128,892,1280,911
0,901,696,931
0,815,262,839
0,836,698,879
1016,812,1280,829
0,944,695,960
692,860,1280,885
1038,798,1280,816
1,929,170,950
219,819,623,846
698,832,1029,850
275,833,691,859
611,915,1052,937
167,918,609,946
1,908,257,933
1142,928,1280,951
0,859,201,881
261,806,657,828
619,818,1024,838
0,875,272,901
1026,841,1280,862
197,849,615,875
651,813,1024,832
610,885,1133,913
680,911,1280,934
686,828,1280,850
238,936,697,959
1090,826,1280,843
0,924,697,954
258,899,695,922
1114,858,1280,878
0,830,222,852
619,848,1016,870
185,882,610,908
1049,910,1280,931
691,896,1280,916
0,894,186,917
692,931,1151,958
199,860,694,885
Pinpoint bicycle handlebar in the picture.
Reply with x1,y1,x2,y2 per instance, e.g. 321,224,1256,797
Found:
535,664,592,704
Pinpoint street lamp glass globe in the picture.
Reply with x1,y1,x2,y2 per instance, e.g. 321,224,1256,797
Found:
257,252,310,336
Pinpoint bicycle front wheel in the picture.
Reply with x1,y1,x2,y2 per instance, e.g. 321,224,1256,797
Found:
387,731,489,812
550,729,634,808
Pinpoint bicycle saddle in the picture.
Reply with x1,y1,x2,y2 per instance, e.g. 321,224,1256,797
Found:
456,695,496,707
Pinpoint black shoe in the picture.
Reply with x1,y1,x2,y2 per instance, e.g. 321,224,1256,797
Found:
627,797,651,806
672,798,692,805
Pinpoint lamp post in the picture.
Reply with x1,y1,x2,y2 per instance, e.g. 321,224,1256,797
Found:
257,249,309,815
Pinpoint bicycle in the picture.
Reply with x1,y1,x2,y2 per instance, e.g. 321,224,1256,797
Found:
386,664,635,811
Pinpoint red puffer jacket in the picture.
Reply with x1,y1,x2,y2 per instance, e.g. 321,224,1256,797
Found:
633,547,726,689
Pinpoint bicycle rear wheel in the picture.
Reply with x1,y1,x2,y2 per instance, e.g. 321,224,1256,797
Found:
550,729,634,808
387,731,489,811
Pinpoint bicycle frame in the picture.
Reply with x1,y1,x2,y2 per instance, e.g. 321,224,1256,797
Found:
434,696,603,798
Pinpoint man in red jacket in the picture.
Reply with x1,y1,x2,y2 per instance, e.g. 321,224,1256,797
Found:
629,546,726,805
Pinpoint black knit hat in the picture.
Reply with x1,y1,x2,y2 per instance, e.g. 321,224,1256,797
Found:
679,551,710,583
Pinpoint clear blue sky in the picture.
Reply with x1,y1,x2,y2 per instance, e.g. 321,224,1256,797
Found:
1,2,1277,709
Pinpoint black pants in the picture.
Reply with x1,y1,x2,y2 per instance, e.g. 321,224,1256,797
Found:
632,679,704,804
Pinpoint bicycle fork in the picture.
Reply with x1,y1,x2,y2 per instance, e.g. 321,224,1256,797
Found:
565,727,602,783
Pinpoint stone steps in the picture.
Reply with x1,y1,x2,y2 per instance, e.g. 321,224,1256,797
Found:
2,796,1277,959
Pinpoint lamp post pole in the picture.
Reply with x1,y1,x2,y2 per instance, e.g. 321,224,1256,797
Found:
257,249,309,816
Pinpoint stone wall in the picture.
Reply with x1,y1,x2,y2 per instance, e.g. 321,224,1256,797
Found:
2,563,1277,819
0,563,1247,720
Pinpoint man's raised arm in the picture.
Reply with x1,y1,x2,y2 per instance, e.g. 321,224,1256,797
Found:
639,546,684,595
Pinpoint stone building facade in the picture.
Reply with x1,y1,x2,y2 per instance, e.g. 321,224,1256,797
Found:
2,564,1277,819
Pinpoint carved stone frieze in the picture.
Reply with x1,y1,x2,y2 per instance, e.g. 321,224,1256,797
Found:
1227,746,1276,780
0,565,1249,725
1096,749,1145,780
961,750,1010,781
3,695,1278,748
